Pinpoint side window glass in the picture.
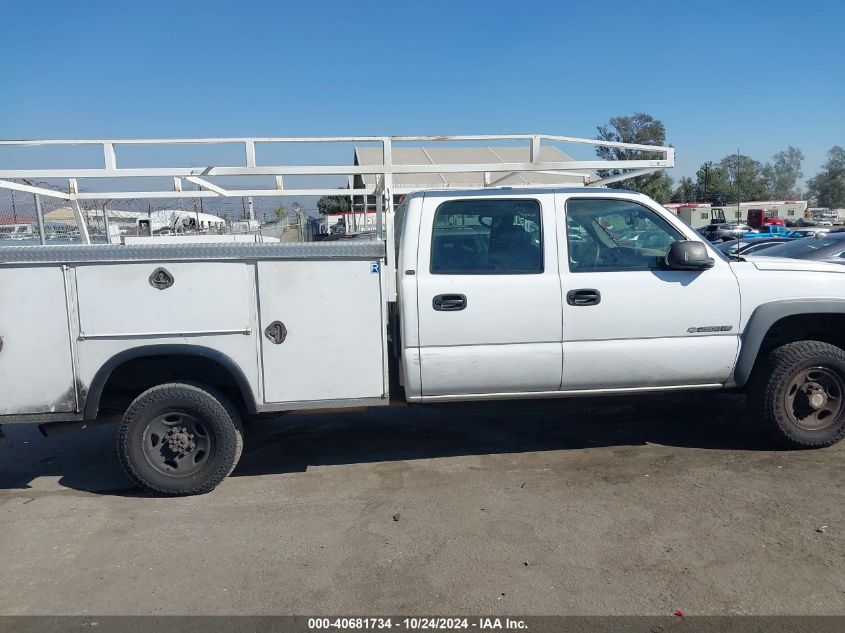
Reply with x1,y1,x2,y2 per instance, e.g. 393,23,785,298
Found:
566,199,682,272
430,199,542,274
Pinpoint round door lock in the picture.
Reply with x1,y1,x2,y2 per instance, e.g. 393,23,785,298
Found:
264,321,287,345
149,267,175,290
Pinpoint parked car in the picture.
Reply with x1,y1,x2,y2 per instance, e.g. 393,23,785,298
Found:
817,220,833,227
746,208,785,230
698,223,752,242
740,225,798,239
747,232,845,264
790,228,830,238
716,237,797,257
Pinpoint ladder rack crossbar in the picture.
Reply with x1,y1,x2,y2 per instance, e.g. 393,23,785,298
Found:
0,132,674,222
0,159,670,180
0,133,671,154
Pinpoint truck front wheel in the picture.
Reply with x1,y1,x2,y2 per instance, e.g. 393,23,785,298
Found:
750,341,845,448
117,383,244,495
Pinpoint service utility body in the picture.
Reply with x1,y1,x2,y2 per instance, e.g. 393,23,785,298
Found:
1,133,845,495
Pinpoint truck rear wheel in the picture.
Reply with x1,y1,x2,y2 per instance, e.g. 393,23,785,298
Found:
750,341,845,448
117,383,243,495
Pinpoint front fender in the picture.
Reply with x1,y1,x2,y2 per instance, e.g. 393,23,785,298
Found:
730,299,845,387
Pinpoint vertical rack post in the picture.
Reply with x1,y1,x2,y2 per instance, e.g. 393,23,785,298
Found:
102,202,113,244
69,178,91,245
33,194,46,245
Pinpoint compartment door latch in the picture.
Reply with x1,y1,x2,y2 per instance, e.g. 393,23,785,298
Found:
264,321,288,344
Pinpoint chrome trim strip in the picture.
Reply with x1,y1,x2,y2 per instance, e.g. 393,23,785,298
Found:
409,383,724,402
256,397,389,413
78,328,252,340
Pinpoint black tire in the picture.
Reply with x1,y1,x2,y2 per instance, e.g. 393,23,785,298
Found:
117,382,244,495
749,341,845,448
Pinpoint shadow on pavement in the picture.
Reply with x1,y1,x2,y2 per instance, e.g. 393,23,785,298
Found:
0,391,772,496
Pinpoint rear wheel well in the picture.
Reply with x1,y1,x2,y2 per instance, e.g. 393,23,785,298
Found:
93,354,251,417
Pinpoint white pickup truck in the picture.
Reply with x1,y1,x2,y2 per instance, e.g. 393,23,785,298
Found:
2,135,844,495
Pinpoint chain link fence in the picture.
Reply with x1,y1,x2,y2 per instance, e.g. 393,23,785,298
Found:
0,181,312,245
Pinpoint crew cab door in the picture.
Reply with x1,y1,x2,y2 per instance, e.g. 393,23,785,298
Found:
558,195,740,390
414,192,562,397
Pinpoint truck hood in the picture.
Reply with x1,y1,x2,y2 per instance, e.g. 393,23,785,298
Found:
744,256,845,274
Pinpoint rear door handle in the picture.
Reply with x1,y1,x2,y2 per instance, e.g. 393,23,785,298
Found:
566,289,601,306
433,294,467,311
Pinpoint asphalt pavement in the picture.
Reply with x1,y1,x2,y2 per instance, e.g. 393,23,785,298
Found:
1,392,843,615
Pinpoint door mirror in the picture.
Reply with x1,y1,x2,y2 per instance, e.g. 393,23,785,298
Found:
665,240,715,271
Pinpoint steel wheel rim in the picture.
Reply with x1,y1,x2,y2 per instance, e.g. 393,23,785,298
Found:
141,410,213,477
783,366,845,432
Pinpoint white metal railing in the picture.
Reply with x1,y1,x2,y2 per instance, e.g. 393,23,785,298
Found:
0,133,674,245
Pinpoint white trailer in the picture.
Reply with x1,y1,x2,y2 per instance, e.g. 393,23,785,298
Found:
714,201,809,224
666,203,725,228
3,134,845,495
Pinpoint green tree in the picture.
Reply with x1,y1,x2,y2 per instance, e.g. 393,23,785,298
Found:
671,161,730,205
768,146,804,199
718,153,768,202
694,161,730,204
595,112,673,203
759,162,776,199
274,206,288,223
317,194,350,215
807,146,845,208
671,176,695,202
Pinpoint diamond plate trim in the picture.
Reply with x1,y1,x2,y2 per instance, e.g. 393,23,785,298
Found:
0,241,386,264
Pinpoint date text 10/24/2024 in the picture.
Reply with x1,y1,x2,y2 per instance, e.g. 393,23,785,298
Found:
308,618,528,630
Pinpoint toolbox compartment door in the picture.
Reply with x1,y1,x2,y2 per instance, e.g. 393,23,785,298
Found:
0,267,77,414
74,262,251,336
257,259,386,403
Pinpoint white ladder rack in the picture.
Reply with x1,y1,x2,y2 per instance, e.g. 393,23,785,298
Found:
0,133,674,244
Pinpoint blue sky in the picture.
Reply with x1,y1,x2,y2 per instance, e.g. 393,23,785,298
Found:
2,0,843,189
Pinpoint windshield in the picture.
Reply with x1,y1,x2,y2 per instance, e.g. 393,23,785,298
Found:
760,236,845,258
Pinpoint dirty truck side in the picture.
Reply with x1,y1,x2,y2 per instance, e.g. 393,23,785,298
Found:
2,145,845,495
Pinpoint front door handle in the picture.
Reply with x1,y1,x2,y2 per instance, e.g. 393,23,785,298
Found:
566,289,601,306
433,294,467,311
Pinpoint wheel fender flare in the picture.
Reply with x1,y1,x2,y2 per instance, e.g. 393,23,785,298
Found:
84,344,258,419
731,299,845,388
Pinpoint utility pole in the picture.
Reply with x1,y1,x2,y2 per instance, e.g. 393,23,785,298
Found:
736,149,741,204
